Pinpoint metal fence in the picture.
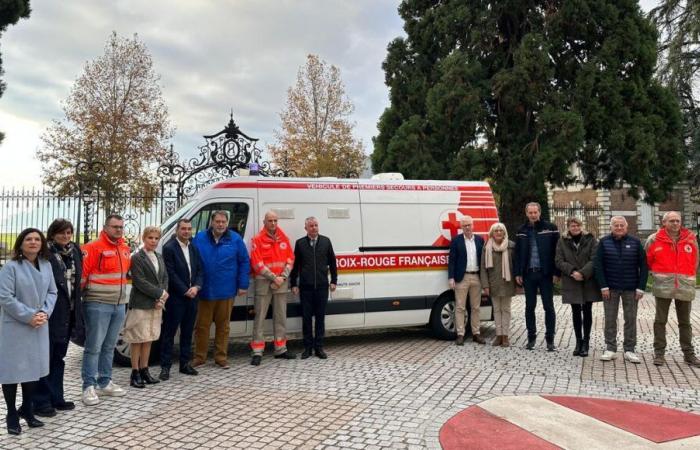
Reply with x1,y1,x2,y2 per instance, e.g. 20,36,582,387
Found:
549,204,603,237
0,186,178,261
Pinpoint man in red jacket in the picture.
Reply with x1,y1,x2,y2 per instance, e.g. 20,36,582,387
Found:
645,211,700,367
249,211,296,365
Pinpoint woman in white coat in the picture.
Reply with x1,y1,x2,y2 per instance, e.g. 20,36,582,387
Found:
0,228,57,435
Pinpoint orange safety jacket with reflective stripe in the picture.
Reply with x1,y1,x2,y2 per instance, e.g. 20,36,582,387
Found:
250,227,294,279
81,231,131,305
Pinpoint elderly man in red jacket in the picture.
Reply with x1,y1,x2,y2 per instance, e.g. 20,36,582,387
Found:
646,211,700,367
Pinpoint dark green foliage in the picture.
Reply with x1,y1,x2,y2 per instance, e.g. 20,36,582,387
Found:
0,0,31,144
374,0,684,230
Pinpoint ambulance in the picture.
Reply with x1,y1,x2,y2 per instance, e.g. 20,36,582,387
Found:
115,174,499,363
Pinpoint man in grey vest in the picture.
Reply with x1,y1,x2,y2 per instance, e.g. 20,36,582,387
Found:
290,217,337,359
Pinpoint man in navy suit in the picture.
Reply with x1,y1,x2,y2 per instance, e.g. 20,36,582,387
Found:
159,219,203,380
448,216,486,345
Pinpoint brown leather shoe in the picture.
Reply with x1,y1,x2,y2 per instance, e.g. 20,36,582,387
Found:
455,335,465,346
684,355,700,368
472,334,485,344
215,361,230,369
501,335,510,347
191,359,205,368
653,354,665,366
491,335,503,346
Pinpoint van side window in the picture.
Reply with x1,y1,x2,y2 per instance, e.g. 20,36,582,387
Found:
189,203,250,237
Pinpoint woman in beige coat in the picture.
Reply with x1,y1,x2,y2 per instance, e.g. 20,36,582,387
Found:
480,223,516,347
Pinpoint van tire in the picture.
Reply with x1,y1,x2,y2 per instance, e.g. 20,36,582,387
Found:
113,329,161,367
430,291,470,340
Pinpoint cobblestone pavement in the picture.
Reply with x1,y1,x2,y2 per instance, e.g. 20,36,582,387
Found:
1,292,699,449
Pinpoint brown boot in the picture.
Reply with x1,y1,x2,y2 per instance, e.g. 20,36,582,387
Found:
491,335,503,346
501,335,510,347
472,334,486,344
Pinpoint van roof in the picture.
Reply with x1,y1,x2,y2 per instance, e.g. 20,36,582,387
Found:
210,176,492,192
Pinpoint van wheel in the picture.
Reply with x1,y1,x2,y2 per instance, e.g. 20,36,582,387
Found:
113,329,161,367
431,292,460,340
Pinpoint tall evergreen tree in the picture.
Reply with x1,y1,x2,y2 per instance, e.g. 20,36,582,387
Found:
0,0,31,145
373,0,684,231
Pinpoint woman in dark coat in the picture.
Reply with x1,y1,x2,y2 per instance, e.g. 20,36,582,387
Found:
555,217,601,357
0,228,57,435
33,219,83,416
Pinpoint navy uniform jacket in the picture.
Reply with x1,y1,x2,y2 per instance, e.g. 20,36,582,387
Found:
448,233,485,283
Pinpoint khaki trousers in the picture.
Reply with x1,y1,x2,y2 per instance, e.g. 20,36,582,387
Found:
454,274,481,336
251,277,289,356
492,296,512,335
193,298,234,365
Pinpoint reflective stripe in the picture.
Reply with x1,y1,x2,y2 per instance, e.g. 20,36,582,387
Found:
90,272,126,281
250,341,265,350
273,339,287,348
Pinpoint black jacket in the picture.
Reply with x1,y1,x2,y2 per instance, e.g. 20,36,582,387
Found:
514,220,561,277
162,236,203,302
290,235,337,290
48,243,84,345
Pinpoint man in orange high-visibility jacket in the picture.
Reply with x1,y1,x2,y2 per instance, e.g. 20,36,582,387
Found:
79,214,131,406
646,211,700,368
250,211,295,366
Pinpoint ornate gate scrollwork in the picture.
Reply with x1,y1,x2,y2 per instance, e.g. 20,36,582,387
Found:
158,112,294,211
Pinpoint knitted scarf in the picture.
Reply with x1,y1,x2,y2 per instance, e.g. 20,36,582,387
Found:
484,238,511,282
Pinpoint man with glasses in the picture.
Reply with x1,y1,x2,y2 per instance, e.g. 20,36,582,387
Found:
80,214,131,406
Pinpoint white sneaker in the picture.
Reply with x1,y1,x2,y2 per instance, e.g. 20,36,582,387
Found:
624,351,641,364
97,381,126,397
600,350,617,361
82,386,100,406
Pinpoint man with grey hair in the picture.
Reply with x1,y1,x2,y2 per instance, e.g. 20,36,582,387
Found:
448,215,486,345
290,217,337,359
646,211,700,367
514,202,560,351
594,216,648,363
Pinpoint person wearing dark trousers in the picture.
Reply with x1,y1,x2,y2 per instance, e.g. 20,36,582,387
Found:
290,217,337,359
0,228,57,435
159,219,203,380
555,217,601,357
33,219,84,417
514,202,561,351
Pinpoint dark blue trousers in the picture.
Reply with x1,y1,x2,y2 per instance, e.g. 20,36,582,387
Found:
523,271,556,342
300,288,328,350
160,297,198,368
34,339,70,409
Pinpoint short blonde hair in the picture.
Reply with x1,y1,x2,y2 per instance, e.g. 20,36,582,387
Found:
142,226,162,240
488,222,509,240
566,217,583,227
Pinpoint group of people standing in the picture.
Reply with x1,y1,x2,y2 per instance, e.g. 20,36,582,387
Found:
449,203,699,368
0,210,337,436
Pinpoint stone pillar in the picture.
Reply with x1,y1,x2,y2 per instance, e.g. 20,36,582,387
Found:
597,189,611,237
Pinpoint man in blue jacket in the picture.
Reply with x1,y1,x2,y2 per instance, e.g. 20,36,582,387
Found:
448,216,485,345
159,219,203,381
192,211,250,369
514,202,561,351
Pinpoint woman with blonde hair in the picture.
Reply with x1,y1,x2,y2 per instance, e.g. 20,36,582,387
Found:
479,222,516,346
123,226,168,388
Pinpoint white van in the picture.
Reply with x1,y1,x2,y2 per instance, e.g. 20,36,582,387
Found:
115,175,499,363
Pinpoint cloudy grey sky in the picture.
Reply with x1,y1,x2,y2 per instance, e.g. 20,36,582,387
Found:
0,0,659,187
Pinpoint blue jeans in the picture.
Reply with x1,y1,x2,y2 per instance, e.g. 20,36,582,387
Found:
81,302,126,390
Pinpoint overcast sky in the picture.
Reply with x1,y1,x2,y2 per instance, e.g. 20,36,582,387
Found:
0,0,659,187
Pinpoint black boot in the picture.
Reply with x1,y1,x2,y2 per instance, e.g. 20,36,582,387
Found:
17,405,43,428
579,338,589,357
140,367,160,384
5,414,21,435
573,340,582,356
130,369,145,388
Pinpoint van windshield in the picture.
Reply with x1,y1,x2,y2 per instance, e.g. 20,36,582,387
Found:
160,200,195,235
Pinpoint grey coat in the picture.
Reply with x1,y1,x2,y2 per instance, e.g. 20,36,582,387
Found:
555,232,602,305
129,249,168,310
0,259,57,383
479,241,516,298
